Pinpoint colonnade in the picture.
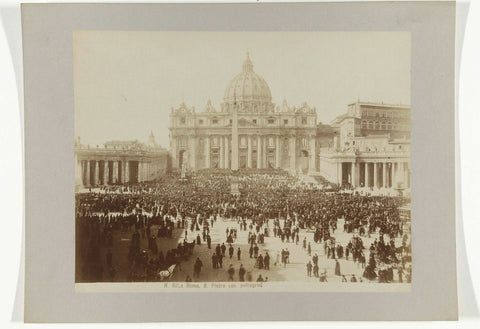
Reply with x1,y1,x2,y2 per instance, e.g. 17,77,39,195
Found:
79,159,150,187
193,134,316,171
339,161,410,189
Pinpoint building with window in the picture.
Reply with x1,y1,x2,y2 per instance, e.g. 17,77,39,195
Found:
169,53,318,173
319,101,411,193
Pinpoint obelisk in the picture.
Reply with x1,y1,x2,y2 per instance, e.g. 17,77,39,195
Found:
230,95,240,195
231,103,239,170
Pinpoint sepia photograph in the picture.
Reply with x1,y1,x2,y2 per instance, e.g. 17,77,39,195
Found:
73,31,412,291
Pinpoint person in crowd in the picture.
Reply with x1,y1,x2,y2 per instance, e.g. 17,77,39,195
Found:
238,264,246,281
264,252,270,270
335,259,341,276
193,257,203,279
227,264,235,281
306,261,313,277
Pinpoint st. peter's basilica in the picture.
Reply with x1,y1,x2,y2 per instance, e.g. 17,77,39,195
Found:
75,52,411,194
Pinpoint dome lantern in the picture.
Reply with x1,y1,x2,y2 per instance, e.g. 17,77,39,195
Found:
242,51,254,73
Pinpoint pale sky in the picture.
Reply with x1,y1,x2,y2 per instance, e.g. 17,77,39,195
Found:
74,31,410,148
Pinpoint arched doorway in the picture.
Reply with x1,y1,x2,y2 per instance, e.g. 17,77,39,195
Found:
300,150,309,173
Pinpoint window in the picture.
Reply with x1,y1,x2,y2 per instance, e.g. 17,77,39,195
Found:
253,119,257,124
212,119,218,124
302,117,308,125
230,119,233,124
241,137,246,147
269,137,274,147
178,136,187,147
387,122,392,130
180,117,186,124
375,121,380,130
284,119,288,125
302,137,308,147
381,122,386,130
268,119,275,124
361,121,367,129
199,119,204,124
368,121,373,129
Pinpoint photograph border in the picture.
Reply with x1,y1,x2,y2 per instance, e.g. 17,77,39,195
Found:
23,2,457,322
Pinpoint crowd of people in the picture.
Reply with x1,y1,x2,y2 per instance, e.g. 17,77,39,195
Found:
75,169,411,283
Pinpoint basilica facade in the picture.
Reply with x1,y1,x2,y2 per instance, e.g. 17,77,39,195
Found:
169,53,318,173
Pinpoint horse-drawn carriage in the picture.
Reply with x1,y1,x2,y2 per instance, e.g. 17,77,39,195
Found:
154,241,195,281
172,240,195,261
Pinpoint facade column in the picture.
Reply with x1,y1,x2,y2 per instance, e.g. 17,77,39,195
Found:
143,162,149,182
365,162,370,188
257,136,260,168
79,160,84,186
373,162,378,188
382,162,387,188
121,161,125,183
392,162,397,188
247,136,252,168
224,136,229,169
262,136,267,168
138,162,143,183
337,162,342,185
351,162,356,188
275,136,281,169
309,136,316,172
85,160,91,187
94,161,99,186
289,136,296,172
219,136,224,169
103,161,108,185
205,137,210,169
113,161,118,183
190,136,196,171
171,136,177,170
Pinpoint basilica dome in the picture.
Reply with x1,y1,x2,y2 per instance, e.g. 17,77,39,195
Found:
223,53,273,109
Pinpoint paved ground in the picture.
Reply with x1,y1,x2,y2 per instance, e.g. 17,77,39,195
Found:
99,214,405,283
